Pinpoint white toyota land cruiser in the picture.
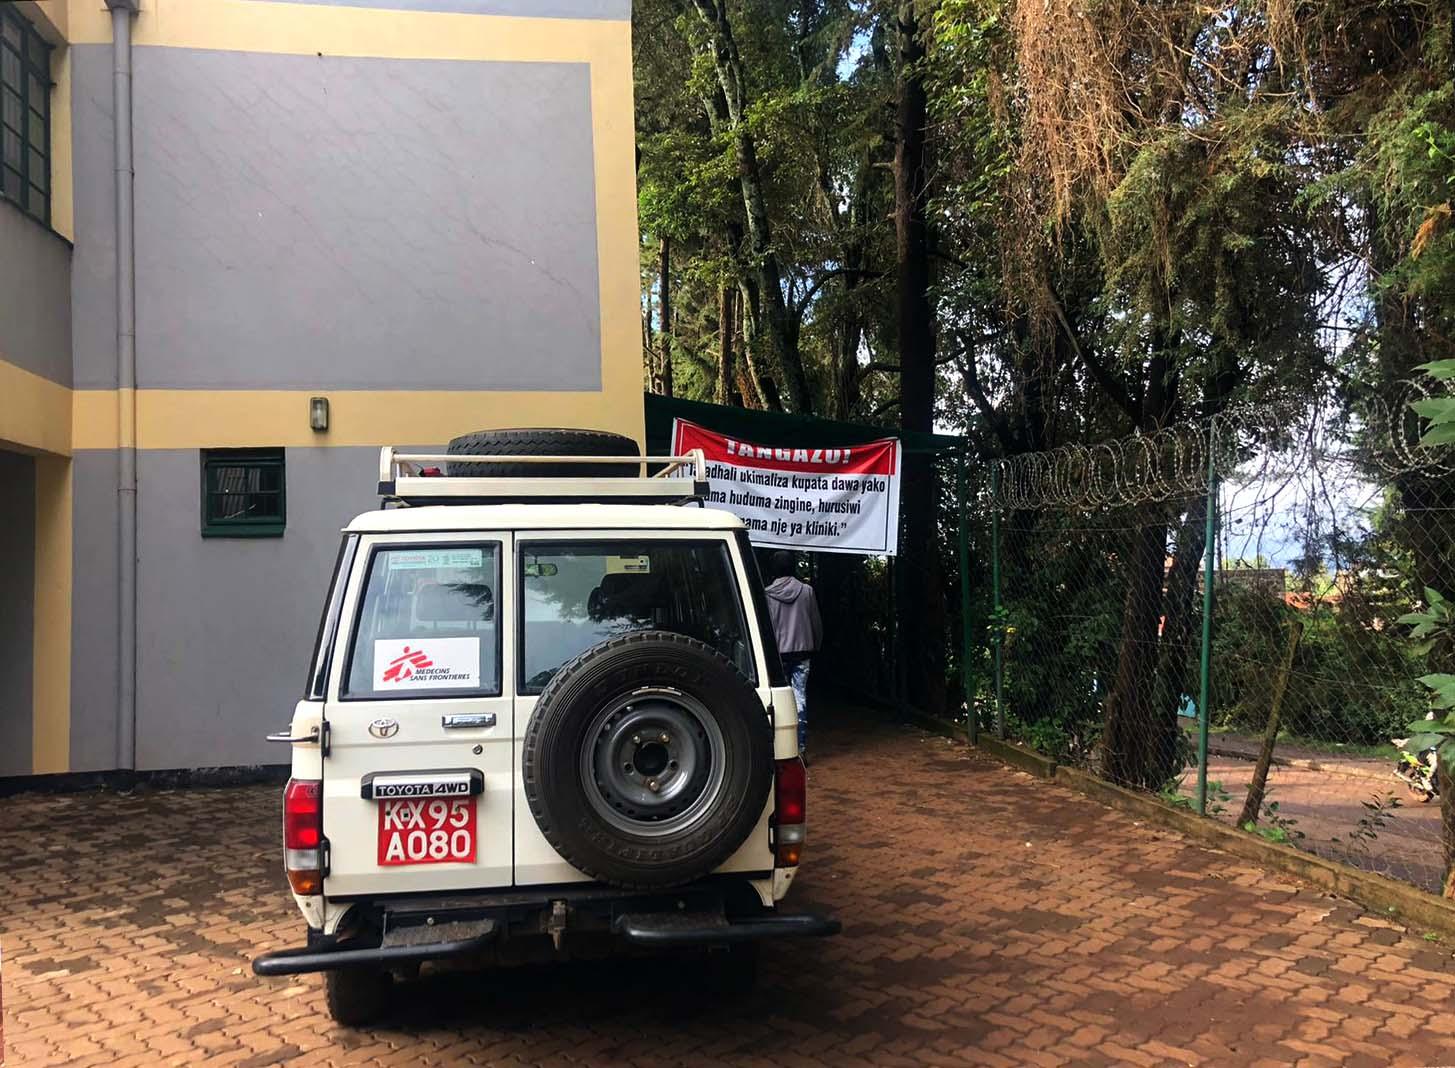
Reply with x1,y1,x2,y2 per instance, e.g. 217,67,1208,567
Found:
252,429,838,1025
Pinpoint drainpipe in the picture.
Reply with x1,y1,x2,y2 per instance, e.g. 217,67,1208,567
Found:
107,0,140,770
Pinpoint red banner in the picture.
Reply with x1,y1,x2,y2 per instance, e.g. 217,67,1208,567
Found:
672,419,902,556
673,421,898,477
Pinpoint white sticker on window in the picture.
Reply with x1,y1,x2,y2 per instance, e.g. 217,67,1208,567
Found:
604,555,652,574
373,637,480,690
387,549,485,571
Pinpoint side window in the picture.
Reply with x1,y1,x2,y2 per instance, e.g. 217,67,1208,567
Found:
201,448,285,538
735,531,786,687
520,540,754,694
343,544,501,700
304,535,357,700
0,7,52,226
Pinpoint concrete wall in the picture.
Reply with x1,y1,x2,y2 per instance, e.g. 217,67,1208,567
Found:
134,448,379,770
0,198,72,386
37,0,645,774
72,44,603,393
131,48,601,391
68,450,119,772
70,447,382,770
68,43,116,389
0,452,37,776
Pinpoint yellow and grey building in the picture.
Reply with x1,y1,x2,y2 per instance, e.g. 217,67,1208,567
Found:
0,0,643,777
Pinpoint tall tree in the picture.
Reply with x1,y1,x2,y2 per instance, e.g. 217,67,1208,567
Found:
894,0,946,714
686,0,814,412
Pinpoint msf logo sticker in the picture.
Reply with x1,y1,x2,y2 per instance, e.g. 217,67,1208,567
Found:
381,646,433,683
373,637,480,691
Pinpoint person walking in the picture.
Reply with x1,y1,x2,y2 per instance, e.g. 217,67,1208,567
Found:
764,550,822,758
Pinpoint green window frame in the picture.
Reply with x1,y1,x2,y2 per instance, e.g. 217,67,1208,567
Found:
201,449,287,538
0,6,52,226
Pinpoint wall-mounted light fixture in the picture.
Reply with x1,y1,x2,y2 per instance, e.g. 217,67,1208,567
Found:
309,396,330,432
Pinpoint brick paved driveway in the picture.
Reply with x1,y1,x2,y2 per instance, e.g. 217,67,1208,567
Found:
5,720,1455,1067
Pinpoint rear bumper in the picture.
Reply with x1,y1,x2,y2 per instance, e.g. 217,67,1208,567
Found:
253,927,497,977
614,910,839,946
252,890,838,976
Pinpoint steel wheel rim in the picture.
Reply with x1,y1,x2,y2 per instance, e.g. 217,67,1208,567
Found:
580,688,727,838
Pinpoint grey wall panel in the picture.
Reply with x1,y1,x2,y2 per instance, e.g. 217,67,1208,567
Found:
133,49,602,391
69,450,121,771
242,0,630,16
134,447,378,770
0,451,36,776
69,45,119,391
0,201,71,386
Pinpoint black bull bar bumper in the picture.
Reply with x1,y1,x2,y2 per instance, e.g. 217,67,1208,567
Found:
252,910,839,977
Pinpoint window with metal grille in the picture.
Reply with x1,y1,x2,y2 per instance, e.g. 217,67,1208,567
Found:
0,7,52,225
201,449,287,538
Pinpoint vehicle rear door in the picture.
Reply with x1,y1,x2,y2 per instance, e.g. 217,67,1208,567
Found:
321,532,514,897
511,531,778,885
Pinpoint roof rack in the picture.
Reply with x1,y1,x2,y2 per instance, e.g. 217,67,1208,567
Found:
377,447,710,505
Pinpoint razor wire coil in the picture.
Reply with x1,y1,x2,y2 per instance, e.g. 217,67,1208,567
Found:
988,383,1454,511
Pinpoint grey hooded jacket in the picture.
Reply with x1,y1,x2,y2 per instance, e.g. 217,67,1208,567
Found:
764,577,823,656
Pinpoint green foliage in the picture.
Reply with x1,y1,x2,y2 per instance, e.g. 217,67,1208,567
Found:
1158,776,1228,815
1242,796,1304,844
1210,587,1428,747
1412,362,1455,446
1330,793,1403,857
1398,585,1455,768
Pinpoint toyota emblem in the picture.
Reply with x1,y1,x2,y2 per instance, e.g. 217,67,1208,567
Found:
368,718,400,739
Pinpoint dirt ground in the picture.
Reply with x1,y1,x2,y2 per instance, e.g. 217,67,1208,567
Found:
1187,745,1446,893
4,720,1455,1067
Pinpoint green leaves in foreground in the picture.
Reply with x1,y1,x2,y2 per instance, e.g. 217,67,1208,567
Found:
1412,361,1455,446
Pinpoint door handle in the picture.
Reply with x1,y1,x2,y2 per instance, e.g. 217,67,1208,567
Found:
265,722,330,755
266,726,321,744
441,713,497,730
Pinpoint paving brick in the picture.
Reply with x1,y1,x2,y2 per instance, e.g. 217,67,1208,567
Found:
4,722,1455,1066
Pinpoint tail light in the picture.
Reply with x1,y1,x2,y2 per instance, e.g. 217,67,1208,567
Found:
773,758,806,867
283,778,324,895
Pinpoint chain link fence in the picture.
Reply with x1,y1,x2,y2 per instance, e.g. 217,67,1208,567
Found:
982,400,1455,896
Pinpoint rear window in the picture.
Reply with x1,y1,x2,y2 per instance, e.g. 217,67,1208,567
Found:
520,540,754,693
343,544,502,699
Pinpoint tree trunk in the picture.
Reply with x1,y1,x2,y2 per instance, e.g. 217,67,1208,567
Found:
1237,619,1304,829
1100,511,1174,787
659,236,673,398
688,0,812,413
643,258,656,391
1099,340,1182,787
1440,756,1455,899
893,0,944,716
1146,497,1208,777
738,278,782,410
716,285,736,406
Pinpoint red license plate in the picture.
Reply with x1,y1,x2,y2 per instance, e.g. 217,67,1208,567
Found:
377,797,477,866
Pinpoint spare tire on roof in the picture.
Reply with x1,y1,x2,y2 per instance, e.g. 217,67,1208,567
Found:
522,631,775,889
445,428,641,478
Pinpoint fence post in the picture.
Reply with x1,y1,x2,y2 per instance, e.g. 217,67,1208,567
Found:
1195,431,1218,816
957,449,977,745
991,465,1005,741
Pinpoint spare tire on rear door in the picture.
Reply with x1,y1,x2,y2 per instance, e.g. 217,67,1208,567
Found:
522,631,774,889
445,427,640,478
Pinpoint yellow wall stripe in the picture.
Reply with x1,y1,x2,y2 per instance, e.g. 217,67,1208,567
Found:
64,0,630,60
72,388,644,450
32,454,72,774
0,360,72,457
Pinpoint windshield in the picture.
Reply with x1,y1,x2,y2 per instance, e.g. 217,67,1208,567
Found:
520,540,754,693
